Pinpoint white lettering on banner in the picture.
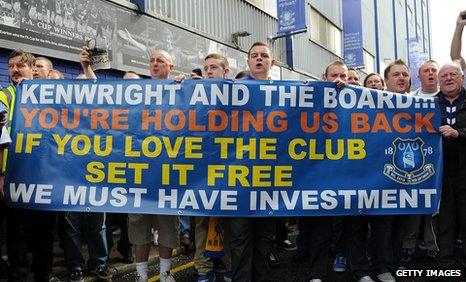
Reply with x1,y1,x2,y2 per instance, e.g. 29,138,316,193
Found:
62,185,146,207
9,183,53,204
20,83,181,106
248,189,437,211
189,84,250,106
20,82,428,110
260,85,314,108
323,87,414,109
158,189,238,210
7,184,437,213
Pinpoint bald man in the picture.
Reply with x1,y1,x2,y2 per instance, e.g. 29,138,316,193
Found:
128,50,178,282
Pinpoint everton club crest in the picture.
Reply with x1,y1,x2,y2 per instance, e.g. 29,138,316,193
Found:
279,10,296,28
383,137,435,185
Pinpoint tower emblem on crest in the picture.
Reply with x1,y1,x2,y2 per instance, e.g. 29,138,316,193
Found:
383,137,435,185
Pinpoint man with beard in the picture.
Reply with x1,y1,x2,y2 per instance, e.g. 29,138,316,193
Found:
0,49,35,282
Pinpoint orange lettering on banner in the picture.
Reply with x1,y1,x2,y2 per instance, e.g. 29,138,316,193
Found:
141,109,162,130
208,110,228,131
112,109,129,130
351,113,370,133
90,109,109,129
231,110,239,132
301,112,338,133
164,110,185,131
61,109,80,129
322,112,338,133
189,110,206,131
371,113,391,133
267,111,287,133
21,108,128,130
415,113,435,133
392,113,412,133
20,108,39,128
351,112,434,134
39,108,58,129
300,112,320,133
243,111,263,132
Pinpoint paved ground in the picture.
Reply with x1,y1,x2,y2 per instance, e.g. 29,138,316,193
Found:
158,246,466,282
2,230,466,281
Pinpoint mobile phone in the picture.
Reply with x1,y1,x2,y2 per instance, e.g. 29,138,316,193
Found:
462,13,466,20
192,68,203,77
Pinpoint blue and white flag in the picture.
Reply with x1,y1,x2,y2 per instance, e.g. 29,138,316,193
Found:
343,0,364,68
277,0,307,34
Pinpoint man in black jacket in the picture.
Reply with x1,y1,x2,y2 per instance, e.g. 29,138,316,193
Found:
437,62,466,268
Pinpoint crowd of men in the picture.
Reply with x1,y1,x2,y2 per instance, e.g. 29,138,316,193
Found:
0,9,465,282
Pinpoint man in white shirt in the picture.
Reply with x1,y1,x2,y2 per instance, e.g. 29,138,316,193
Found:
410,60,439,98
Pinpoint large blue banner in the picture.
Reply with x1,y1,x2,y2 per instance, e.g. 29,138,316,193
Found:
277,0,307,34
343,0,365,68
5,79,442,216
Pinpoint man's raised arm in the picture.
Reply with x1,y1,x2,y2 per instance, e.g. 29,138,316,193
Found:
450,10,466,70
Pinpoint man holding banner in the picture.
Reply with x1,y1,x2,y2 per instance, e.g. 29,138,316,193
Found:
437,62,466,269
308,60,347,282
28,56,61,282
128,49,179,282
401,60,440,262
374,59,411,282
191,53,232,282
228,42,276,282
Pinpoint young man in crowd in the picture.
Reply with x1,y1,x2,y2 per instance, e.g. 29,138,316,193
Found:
293,60,347,282
228,42,276,282
363,73,385,90
192,53,232,282
347,67,361,86
28,56,61,282
410,60,439,98
384,59,411,94
371,59,410,282
33,56,53,79
401,60,440,263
